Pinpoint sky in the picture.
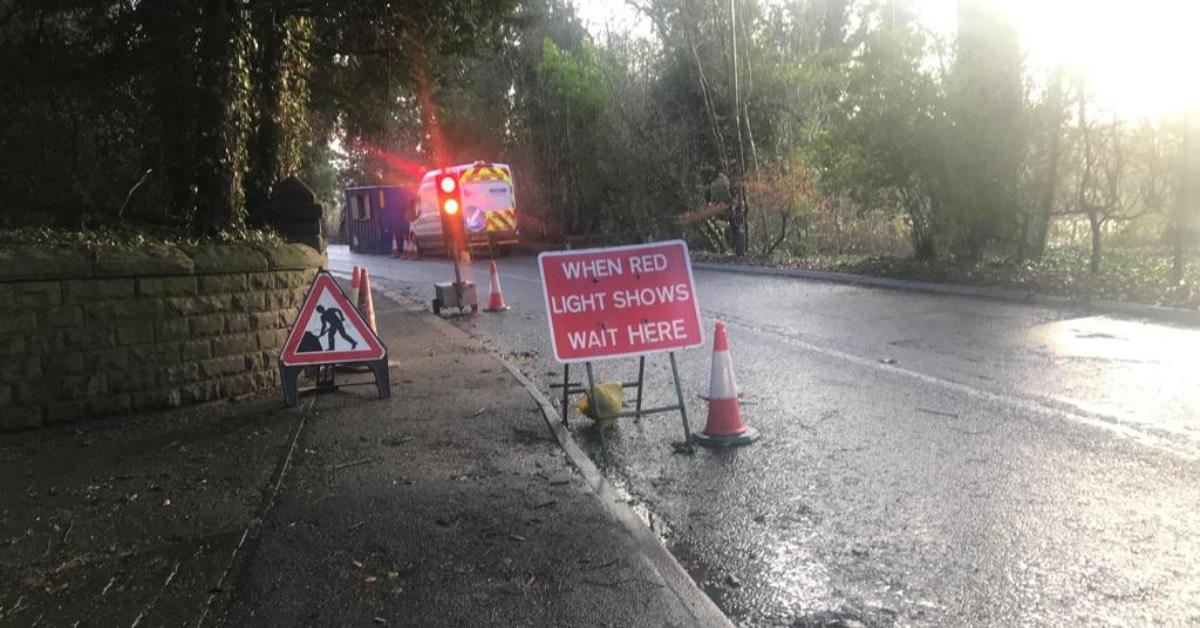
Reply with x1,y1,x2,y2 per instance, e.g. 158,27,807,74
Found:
573,0,1200,122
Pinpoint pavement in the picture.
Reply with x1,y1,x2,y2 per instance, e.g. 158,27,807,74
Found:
0,280,729,626
329,246,1200,627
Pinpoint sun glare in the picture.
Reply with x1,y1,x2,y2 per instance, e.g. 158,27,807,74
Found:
985,0,1200,120
578,0,1200,121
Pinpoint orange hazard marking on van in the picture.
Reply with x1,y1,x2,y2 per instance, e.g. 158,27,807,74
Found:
486,207,516,232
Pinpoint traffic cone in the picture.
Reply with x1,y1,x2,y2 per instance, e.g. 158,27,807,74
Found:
485,260,509,312
404,232,420,260
351,266,361,292
390,232,401,258
695,321,759,447
357,268,377,333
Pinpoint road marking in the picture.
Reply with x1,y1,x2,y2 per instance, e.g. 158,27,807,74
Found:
499,272,540,284
710,311,1197,461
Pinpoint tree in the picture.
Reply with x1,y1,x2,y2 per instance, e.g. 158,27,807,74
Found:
817,6,945,259
944,0,1026,260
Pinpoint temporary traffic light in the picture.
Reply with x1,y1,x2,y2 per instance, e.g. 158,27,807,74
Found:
437,173,461,216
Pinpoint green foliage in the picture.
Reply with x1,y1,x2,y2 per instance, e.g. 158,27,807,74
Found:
537,39,609,115
0,225,285,251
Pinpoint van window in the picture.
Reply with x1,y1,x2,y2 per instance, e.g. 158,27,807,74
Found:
418,184,436,217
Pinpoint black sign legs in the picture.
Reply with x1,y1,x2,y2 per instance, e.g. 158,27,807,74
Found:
279,358,390,408
281,363,303,407
553,353,694,456
366,358,391,400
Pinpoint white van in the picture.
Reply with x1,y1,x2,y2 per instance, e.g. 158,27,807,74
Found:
409,161,518,255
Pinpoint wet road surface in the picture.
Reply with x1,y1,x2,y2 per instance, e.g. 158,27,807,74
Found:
329,245,1200,626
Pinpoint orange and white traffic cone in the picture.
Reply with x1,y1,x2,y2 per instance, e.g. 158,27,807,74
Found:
351,265,361,292
404,232,420,260
390,233,401,258
485,260,509,312
357,268,377,333
695,321,759,447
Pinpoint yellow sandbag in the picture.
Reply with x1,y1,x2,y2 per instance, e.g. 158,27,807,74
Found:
574,381,625,429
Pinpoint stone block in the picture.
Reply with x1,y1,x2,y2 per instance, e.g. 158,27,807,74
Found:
279,308,300,327
17,379,54,404
132,388,182,411
180,380,221,404
46,401,84,424
221,373,257,397
1,406,42,431
117,321,157,346
55,373,107,400
274,270,308,288
14,281,63,308
0,356,41,384
0,383,11,405
248,272,274,290
64,278,135,303
224,314,251,334
257,329,288,351
189,244,269,273
84,298,162,321
181,339,212,361
165,294,231,316
137,275,198,297
94,243,193,276
129,342,181,364
0,335,25,355
157,318,191,342
44,306,83,327
232,291,266,312
190,314,226,337
200,355,244,378
43,352,85,375
200,273,248,295
65,326,117,350
160,363,200,386
0,311,37,334
212,333,257,357
85,348,129,371
263,243,325,271
251,312,278,330
0,246,91,281
109,368,159,394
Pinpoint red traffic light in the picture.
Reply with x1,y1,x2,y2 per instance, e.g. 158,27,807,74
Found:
439,175,457,194
443,198,460,215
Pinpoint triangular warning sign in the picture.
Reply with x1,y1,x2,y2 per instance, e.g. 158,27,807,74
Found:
280,270,387,366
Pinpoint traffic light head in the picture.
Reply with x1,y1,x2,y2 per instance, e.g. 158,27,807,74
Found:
436,173,461,216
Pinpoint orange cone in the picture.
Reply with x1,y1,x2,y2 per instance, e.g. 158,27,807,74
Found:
485,260,508,312
357,268,377,333
695,322,759,447
390,233,401,258
351,266,361,292
404,232,420,259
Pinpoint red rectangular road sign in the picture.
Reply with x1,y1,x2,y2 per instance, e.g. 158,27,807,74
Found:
538,240,703,363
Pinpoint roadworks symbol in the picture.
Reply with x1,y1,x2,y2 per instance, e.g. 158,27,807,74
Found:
280,271,386,366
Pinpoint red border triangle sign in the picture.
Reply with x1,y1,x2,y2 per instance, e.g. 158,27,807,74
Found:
280,270,387,366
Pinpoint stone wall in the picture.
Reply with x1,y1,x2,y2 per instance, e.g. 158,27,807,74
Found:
0,242,325,431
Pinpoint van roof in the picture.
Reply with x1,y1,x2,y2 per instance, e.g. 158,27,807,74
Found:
420,162,511,183
344,185,405,192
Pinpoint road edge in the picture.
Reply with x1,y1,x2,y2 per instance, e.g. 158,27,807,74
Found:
351,276,734,628
692,260,1200,326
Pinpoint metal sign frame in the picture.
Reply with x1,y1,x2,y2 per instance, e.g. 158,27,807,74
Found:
278,270,390,406
538,240,704,452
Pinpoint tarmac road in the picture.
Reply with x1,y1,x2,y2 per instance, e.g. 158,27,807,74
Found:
329,245,1200,627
